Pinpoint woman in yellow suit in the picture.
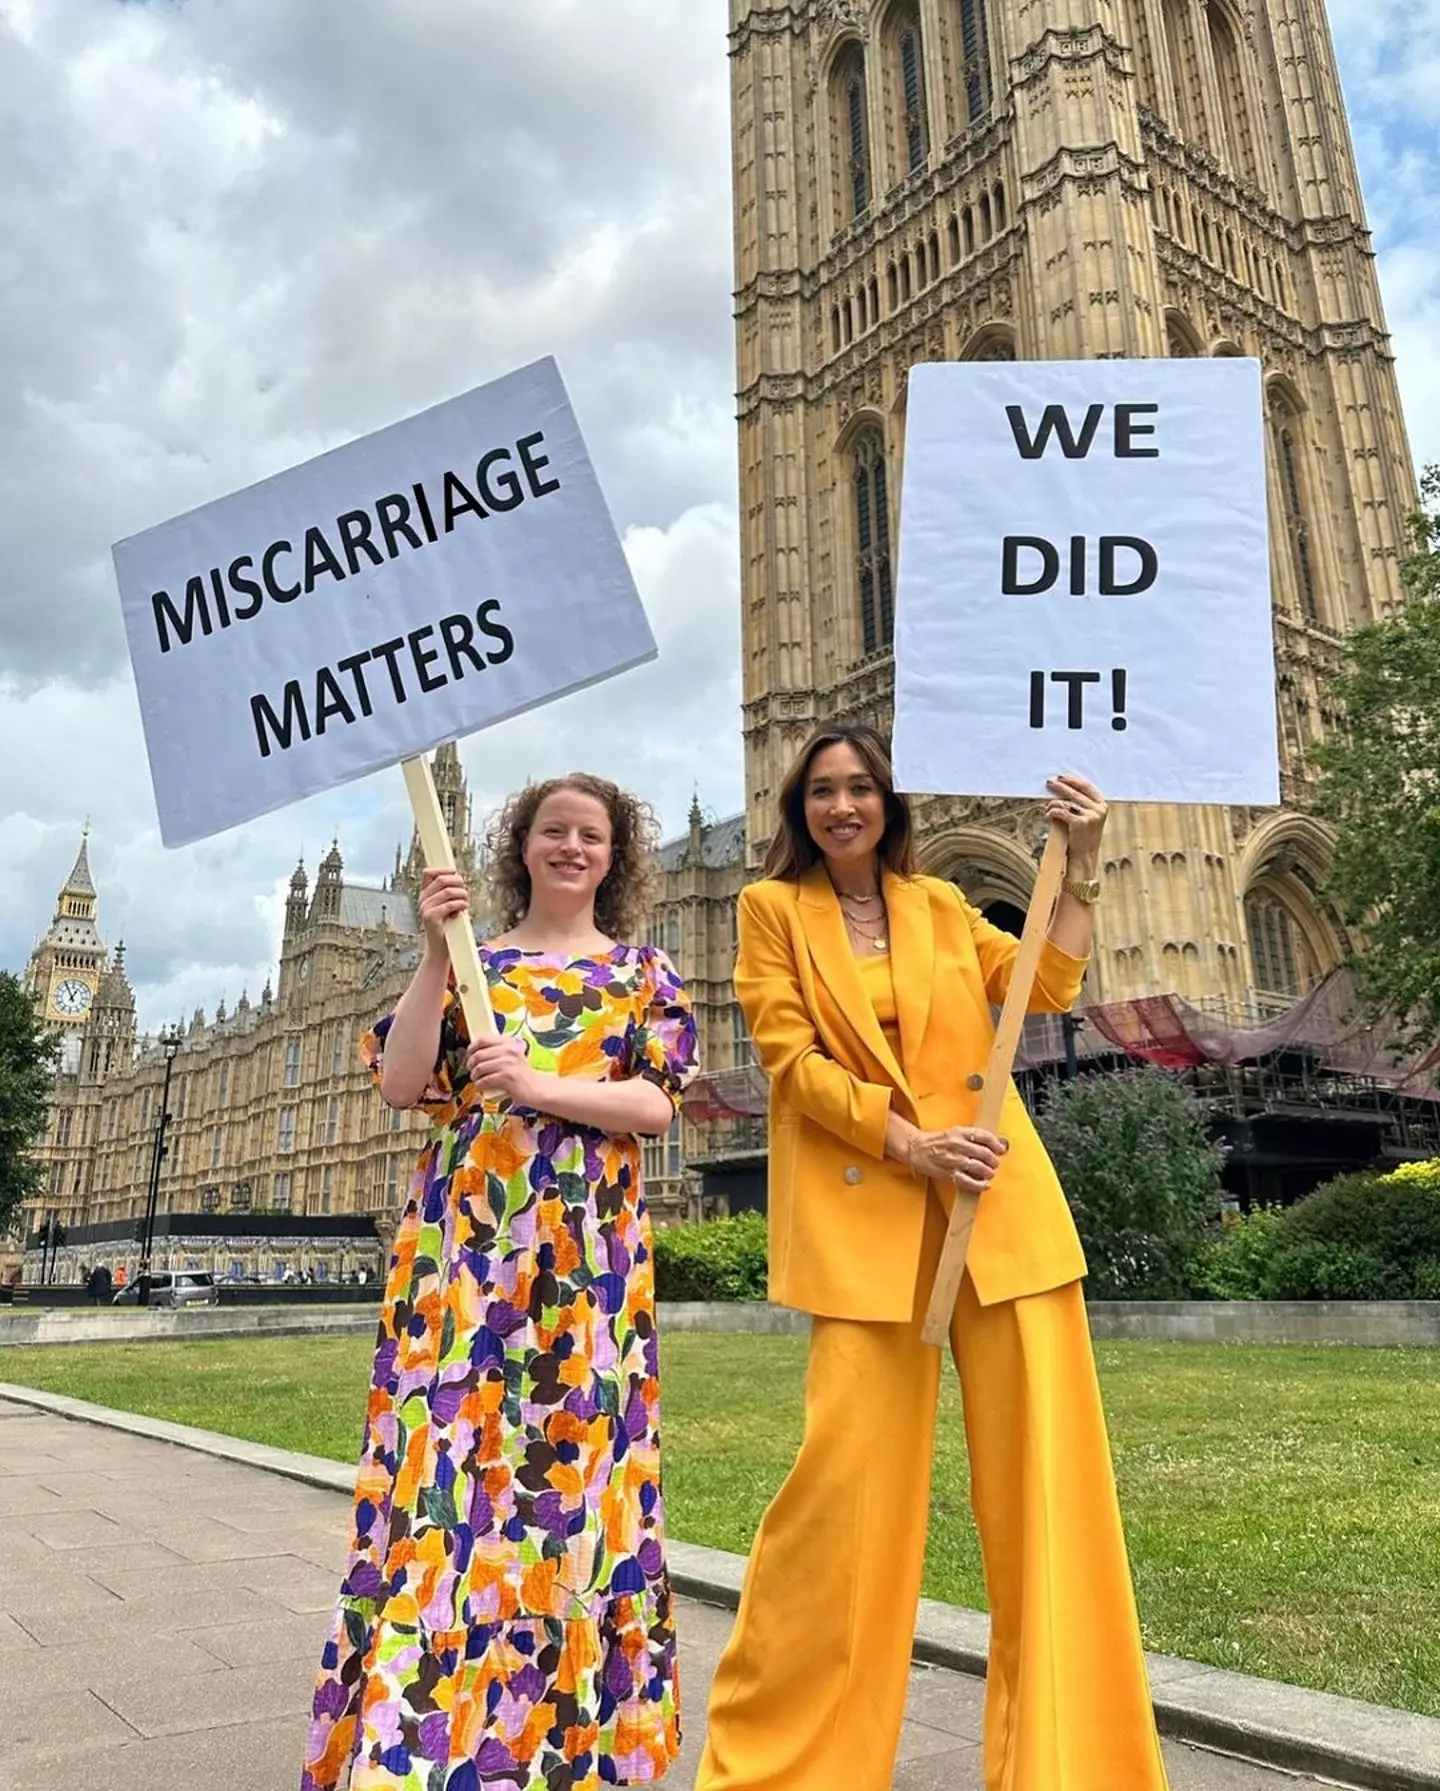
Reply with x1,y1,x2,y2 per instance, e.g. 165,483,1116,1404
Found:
696,724,1168,1791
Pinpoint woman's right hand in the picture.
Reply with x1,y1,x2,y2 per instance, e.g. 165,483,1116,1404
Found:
418,867,470,959
909,1126,1008,1195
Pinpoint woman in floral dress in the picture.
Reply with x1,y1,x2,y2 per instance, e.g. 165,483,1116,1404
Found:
302,773,699,1791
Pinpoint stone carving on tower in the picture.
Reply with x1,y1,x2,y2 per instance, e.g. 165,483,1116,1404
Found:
728,0,1414,1015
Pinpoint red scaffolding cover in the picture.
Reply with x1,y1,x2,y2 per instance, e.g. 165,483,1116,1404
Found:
680,970,1440,1121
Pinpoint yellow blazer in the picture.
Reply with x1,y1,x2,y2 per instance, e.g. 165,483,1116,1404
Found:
735,865,1090,1320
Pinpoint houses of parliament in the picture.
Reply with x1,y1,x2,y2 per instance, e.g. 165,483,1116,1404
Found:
11,0,1419,1278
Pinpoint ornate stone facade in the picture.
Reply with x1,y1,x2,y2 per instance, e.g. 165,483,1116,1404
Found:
729,0,1415,1015
10,754,741,1282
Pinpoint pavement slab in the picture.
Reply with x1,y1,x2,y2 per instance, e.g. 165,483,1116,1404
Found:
0,1391,1432,1791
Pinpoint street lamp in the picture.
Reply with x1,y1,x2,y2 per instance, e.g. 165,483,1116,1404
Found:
137,1027,182,1307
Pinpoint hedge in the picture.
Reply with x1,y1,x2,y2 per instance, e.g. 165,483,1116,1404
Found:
1200,1159,1440,1300
652,1211,768,1303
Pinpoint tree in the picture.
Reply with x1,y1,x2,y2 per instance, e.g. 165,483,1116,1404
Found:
0,972,60,1239
1309,464,1440,1050
1037,1066,1225,1299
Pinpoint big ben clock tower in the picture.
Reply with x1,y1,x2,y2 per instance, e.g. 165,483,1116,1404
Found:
26,828,107,1064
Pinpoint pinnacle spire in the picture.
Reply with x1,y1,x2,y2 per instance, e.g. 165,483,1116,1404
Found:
64,827,96,897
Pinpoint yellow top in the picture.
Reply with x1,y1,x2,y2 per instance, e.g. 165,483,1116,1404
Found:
855,949,900,1052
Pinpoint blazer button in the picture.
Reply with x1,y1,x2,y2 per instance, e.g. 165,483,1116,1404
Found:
843,1166,863,1186
967,1073,985,1092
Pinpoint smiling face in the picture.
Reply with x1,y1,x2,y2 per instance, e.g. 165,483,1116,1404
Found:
804,741,888,874
522,787,614,912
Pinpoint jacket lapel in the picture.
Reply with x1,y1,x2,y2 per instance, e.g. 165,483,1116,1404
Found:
884,868,935,1081
796,865,912,1099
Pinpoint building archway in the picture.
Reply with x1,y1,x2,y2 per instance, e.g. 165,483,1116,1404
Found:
1237,813,1343,1010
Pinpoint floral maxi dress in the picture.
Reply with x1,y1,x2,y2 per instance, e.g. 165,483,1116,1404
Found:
302,945,698,1791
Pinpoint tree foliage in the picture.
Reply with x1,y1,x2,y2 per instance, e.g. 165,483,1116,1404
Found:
0,971,60,1238
1037,1065,1225,1298
1310,464,1440,1049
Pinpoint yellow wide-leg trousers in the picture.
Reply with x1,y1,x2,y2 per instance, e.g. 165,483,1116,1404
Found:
695,1200,1169,1791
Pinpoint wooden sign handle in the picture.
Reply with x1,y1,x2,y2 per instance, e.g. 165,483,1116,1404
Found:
401,752,497,1042
920,825,1068,1347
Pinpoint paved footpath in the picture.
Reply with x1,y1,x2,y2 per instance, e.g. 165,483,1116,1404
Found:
0,1397,1363,1790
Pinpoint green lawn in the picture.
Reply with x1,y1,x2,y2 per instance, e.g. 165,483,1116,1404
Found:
4,1333,1437,1716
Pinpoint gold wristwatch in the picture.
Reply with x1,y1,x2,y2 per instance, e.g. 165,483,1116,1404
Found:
1061,874,1101,905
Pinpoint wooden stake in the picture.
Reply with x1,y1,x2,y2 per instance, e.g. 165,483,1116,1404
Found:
401,752,496,1041
920,825,1068,1348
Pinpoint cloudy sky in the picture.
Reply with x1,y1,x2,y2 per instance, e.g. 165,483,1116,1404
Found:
1,0,1436,1033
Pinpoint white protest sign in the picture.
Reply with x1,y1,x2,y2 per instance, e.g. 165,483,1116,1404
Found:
113,357,656,847
892,357,1278,806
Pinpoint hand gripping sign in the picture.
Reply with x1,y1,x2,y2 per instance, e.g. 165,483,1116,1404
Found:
113,357,656,1042
892,356,1277,1344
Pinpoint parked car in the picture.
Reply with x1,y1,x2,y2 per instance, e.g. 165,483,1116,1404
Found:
112,1271,219,1309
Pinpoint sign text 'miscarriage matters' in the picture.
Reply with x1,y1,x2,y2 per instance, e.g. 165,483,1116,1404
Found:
114,359,658,847
891,357,1279,807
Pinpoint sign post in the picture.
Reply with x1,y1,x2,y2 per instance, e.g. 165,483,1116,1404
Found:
401,754,496,1041
921,827,1065,1347
893,356,1278,1345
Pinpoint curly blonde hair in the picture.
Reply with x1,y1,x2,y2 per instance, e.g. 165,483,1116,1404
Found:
483,773,660,942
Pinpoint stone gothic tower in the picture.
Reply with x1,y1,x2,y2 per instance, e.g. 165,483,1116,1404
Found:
25,828,108,1065
729,0,1414,1013
396,742,482,895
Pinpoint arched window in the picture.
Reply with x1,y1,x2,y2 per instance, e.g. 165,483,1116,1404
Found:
928,229,941,280
1270,394,1318,623
853,430,895,656
955,0,992,123
966,327,1017,361
831,46,872,224
962,206,975,254
1245,891,1318,1002
1164,0,1207,144
979,192,993,239
1207,2,1257,185
900,255,912,302
842,297,854,344
869,275,880,320
1166,313,1202,357
948,214,961,262
898,18,929,173
887,261,899,309
993,180,1006,227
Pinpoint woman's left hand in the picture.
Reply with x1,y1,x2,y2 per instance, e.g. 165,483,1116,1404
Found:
1046,774,1107,870
465,1034,544,1105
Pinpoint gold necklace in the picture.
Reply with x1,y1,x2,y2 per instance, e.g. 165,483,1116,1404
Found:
844,910,889,953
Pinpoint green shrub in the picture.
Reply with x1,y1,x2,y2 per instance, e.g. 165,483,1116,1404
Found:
1413,1259,1440,1300
1262,1241,1403,1301
653,1212,769,1303
1273,1167,1440,1297
1037,1067,1225,1299
1197,1206,1285,1300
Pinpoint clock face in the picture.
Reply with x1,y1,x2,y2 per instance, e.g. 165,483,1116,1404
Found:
53,978,93,1017
298,957,310,981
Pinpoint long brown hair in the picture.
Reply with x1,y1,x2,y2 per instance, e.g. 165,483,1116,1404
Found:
484,773,659,940
762,723,917,882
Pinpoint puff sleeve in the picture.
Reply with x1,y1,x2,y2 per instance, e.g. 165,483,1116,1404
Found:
359,985,473,1122
624,946,700,1111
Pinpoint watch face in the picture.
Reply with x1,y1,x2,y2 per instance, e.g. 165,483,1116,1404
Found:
53,978,93,1016
298,957,310,981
